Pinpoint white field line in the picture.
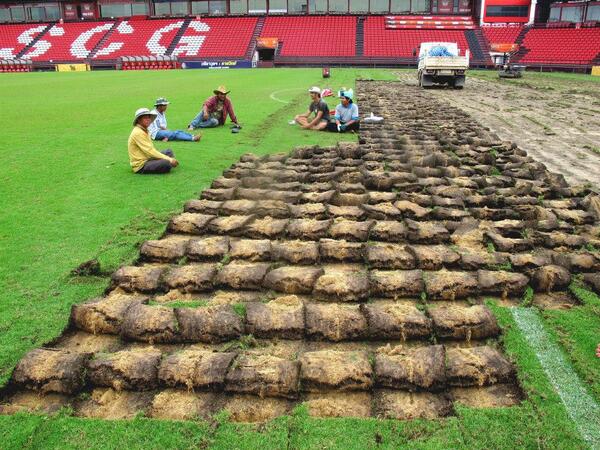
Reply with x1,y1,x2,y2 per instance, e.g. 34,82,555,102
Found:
511,307,600,449
269,88,304,104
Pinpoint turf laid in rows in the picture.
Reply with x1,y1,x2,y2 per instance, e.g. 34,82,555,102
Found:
1,68,599,449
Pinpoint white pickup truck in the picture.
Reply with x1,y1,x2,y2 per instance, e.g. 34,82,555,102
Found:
417,42,469,89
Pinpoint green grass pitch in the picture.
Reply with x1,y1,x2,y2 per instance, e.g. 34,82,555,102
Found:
0,68,599,449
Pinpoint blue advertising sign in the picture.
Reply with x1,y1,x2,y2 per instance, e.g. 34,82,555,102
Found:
182,60,253,69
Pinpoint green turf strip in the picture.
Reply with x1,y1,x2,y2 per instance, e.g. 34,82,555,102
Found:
511,307,600,448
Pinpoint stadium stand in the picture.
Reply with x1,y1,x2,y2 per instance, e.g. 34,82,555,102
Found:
482,25,524,44
172,17,257,58
93,19,185,60
22,21,115,61
364,16,472,57
0,24,47,59
1,14,599,69
514,27,600,65
260,16,356,57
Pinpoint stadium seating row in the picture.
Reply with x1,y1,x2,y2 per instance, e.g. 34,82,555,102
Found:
481,25,523,45
121,61,179,70
1,17,599,65
0,63,31,72
515,28,600,64
364,17,472,57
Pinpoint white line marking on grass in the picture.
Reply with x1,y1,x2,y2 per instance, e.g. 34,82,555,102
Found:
270,88,304,104
511,307,600,449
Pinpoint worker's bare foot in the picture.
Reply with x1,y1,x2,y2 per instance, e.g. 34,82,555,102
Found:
162,137,169,142
187,126,194,131
193,134,202,142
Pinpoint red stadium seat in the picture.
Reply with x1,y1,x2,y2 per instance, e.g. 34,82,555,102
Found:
93,19,184,60
482,25,523,45
172,17,257,58
260,16,356,57
516,27,600,65
364,17,472,57
22,21,114,61
0,24,47,59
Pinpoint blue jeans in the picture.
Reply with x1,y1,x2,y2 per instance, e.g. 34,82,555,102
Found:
155,129,194,142
189,114,219,129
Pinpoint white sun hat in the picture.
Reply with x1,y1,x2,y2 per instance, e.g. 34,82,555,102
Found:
133,107,157,126
308,86,321,94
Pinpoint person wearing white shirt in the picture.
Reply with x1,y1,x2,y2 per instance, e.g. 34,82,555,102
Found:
328,89,360,133
149,98,201,142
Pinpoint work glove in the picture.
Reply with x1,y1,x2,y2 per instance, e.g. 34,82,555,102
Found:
339,124,347,132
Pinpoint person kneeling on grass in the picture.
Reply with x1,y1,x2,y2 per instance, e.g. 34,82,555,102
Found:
328,89,360,133
188,86,240,130
129,108,179,175
149,97,201,142
294,86,329,131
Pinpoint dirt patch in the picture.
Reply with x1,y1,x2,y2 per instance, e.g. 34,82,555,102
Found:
451,383,523,408
149,390,219,420
303,391,372,418
375,390,453,420
222,394,292,422
400,72,600,190
75,388,154,419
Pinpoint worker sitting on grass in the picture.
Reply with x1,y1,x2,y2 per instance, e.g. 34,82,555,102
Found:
294,86,330,131
188,86,241,130
149,97,201,142
128,108,179,175
328,88,359,133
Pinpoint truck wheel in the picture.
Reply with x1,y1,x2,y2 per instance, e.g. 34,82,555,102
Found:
453,75,465,89
420,74,433,88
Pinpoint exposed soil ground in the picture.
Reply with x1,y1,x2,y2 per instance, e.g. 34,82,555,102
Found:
395,71,600,190
2,80,600,423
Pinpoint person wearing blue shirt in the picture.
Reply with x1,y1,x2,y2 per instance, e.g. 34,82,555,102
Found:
149,98,201,142
328,89,360,133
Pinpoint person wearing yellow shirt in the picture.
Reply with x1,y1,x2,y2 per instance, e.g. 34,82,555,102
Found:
128,108,179,174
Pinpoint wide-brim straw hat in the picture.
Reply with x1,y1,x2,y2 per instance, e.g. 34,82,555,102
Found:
133,107,157,126
213,86,230,95
154,97,170,106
